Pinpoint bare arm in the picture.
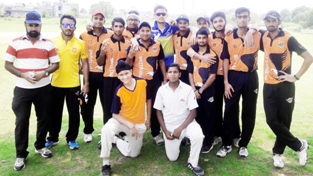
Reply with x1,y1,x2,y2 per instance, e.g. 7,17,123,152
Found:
113,113,140,139
199,74,216,94
159,59,167,84
81,58,89,95
156,110,174,140
97,43,108,66
145,99,152,131
189,73,200,99
172,109,197,139
223,59,234,99
279,51,313,82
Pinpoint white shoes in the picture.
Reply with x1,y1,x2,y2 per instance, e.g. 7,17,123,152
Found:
153,134,165,145
216,145,232,157
273,154,284,169
233,138,240,148
297,139,309,166
84,134,93,143
239,147,249,157
213,136,222,146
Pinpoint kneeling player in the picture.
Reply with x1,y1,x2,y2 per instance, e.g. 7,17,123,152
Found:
100,60,151,176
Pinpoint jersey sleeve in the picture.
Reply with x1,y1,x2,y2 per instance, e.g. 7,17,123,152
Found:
187,89,198,110
80,41,88,59
110,88,122,114
288,36,307,55
48,42,60,63
3,41,17,62
210,55,219,74
259,29,267,52
158,44,165,60
146,81,151,100
187,58,194,74
153,87,164,110
220,41,230,60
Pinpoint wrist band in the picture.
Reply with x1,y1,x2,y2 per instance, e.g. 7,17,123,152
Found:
294,75,299,80
197,89,202,95
18,72,22,77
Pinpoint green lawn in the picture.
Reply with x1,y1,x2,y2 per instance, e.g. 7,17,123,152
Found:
0,18,313,175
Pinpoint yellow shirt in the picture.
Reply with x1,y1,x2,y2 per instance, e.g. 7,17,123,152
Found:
52,33,88,87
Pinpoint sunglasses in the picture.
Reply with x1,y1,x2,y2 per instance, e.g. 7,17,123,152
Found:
156,13,166,17
62,23,75,28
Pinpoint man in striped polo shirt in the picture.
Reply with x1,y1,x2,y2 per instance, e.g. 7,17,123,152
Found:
4,11,60,171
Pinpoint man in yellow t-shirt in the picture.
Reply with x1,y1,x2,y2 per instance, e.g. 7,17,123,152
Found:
100,60,151,175
46,15,89,150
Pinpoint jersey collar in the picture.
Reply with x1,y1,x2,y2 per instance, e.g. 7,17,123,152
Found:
153,21,170,34
266,28,285,39
87,27,108,36
177,29,190,38
23,33,46,41
126,26,139,36
110,35,125,43
138,38,156,48
192,43,211,54
233,28,250,39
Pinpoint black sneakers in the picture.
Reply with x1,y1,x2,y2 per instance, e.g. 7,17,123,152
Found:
102,165,111,176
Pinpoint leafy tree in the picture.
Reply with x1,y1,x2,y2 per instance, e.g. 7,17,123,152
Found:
89,1,115,19
280,9,291,22
80,8,87,14
42,10,50,18
66,7,78,17
301,8,313,28
291,6,310,23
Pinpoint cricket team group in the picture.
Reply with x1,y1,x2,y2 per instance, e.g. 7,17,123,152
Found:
4,4,313,175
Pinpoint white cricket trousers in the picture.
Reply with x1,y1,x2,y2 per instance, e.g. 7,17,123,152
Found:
100,118,146,158
163,120,204,167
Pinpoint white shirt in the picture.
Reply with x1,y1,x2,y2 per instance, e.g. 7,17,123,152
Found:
154,80,198,127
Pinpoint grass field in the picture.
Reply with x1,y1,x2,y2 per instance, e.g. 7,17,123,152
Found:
0,18,313,176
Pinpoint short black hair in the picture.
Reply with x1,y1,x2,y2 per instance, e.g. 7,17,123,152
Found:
235,7,250,17
154,5,167,13
166,63,181,72
112,17,125,27
210,11,226,23
196,29,209,37
60,14,76,25
128,10,140,16
139,22,151,30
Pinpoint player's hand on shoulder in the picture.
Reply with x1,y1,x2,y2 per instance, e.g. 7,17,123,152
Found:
86,23,93,31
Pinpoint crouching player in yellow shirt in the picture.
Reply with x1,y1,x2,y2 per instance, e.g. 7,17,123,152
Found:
100,60,151,176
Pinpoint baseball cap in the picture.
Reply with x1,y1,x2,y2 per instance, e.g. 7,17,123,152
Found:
25,11,41,24
92,10,105,18
176,14,189,23
197,16,210,24
263,10,280,20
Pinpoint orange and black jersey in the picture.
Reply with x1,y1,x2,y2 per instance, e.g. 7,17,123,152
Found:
173,29,193,70
187,43,218,87
96,35,131,77
130,39,164,80
221,28,261,72
122,27,139,41
209,32,225,76
80,27,113,73
260,29,306,84
111,78,151,124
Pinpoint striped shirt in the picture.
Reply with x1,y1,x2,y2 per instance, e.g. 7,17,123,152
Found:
3,34,60,89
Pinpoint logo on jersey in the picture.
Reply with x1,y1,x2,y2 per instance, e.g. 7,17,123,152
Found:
56,48,59,52
72,48,77,53
286,97,293,103
233,44,237,48
42,49,45,53
208,97,214,102
125,48,128,52
180,99,185,102
110,48,113,52
213,43,217,47
153,47,157,52
187,42,191,46
88,40,92,44
278,42,284,47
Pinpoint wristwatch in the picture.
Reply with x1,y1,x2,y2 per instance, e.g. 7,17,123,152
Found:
45,70,49,76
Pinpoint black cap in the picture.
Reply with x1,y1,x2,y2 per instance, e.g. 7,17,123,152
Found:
197,16,210,24
116,60,131,74
25,11,41,24
263,10,280,20
176,14,189,23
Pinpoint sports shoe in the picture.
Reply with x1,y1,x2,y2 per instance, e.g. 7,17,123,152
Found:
122,135,129,143
233,138,240,148
35,147,52,158
273,154,284,169
187,162,204,176
153,134,165,145
213,136,222,146
97,140,101,150
239,147,249,157
68,140,79,150
102,165,111,176
84,134,92,143
216,145,232,157
201,145,213,154
14,158,26,171
181,137,191,146
297,139,309,166
45,140,59,148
